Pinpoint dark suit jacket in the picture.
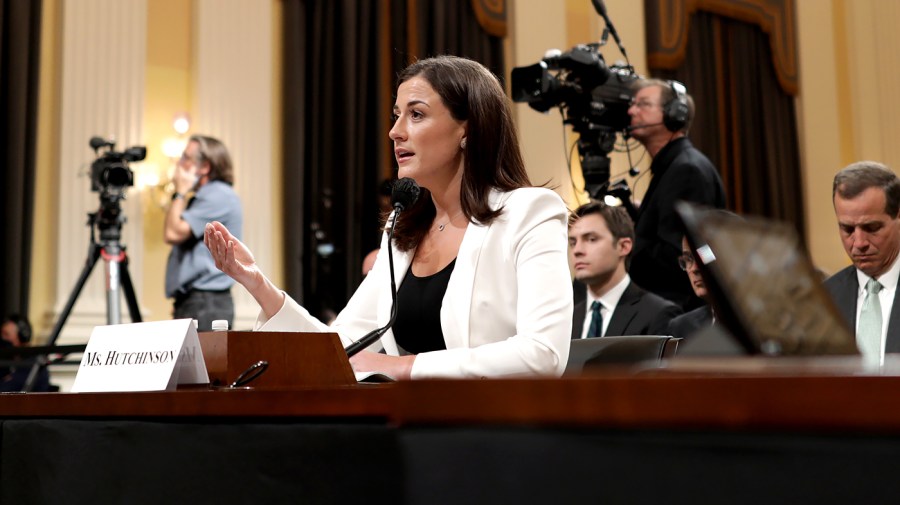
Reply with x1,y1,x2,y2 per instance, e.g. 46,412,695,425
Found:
0,364,50,392
630,137,726,310
666,305,714,341
571,281,683,338
824,265,900,352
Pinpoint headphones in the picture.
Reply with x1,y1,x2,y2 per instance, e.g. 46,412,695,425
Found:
662,80,690,132
5,314,32,344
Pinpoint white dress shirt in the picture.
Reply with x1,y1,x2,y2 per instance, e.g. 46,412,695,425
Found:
855,255,900,365
580,274,631,339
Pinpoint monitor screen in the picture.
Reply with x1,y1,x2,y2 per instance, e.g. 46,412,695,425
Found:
676,202,857,356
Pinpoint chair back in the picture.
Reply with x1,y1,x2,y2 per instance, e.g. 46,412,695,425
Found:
565,335,680,375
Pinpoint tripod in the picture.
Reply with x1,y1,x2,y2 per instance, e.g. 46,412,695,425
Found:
49,205,142,345
24,200,142,391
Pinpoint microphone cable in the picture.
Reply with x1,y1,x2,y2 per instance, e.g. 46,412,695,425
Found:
345,178,420,357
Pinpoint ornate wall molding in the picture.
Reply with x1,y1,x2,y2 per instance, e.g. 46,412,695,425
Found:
645,0,798,94
471,0,507,37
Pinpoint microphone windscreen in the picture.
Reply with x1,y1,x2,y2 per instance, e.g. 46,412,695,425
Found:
90,136,111,150
391,177,421,211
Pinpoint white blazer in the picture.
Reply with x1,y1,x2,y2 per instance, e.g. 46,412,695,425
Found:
257,187,573,379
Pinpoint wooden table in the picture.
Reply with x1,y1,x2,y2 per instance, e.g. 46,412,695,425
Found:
2,369,899,504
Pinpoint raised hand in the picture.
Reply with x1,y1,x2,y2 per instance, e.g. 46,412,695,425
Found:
203,221,287,318
204,221,261,287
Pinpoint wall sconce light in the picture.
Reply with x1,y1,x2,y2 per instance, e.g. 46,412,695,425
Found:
173,113,191,135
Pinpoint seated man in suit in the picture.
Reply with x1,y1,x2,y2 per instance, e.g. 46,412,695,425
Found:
825,161,900,364
668,209,750,341
666,235,715,340
569,201,681,339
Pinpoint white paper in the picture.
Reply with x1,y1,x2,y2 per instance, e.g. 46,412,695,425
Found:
72,319,208,392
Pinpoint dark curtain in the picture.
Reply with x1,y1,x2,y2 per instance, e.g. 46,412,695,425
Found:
401,0,504,81
283,0,503,318
652,11,805,239
282,0,383,320
0,0,41,317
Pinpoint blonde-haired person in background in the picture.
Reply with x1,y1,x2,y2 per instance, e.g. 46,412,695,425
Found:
164,135,243,331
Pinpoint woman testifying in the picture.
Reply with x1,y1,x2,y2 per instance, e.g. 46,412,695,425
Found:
204,56,572,379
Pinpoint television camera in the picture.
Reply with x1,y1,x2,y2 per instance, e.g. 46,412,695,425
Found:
89,136,145,197
510,0,638,202
87,136,145,242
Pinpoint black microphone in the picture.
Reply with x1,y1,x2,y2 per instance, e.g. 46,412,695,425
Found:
591,0,608,16
390,177,421,211
89,136,114,151
591,0,629,60
345,177,421,358
624,122,664,134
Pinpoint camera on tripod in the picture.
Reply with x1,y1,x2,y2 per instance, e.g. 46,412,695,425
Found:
511,41,638,201
89,136,146,199
45,137,148,337
511,44,634,125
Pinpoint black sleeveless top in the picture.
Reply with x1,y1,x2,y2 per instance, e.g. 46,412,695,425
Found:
392,259,456,354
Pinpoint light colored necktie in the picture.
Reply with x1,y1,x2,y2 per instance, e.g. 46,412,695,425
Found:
858,278,884,359
587,301,603,338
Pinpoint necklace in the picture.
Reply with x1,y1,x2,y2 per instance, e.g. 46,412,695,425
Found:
436,210,464,232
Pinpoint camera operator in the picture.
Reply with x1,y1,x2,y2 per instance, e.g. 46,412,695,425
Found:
0,314,51,392
164,135,243,331
626,78,726,310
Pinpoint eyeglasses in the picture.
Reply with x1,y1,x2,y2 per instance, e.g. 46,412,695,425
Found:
179,152,203,164
629,99,660,110
677,253,696,271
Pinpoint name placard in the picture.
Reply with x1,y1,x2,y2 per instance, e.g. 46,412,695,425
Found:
72,319,209,392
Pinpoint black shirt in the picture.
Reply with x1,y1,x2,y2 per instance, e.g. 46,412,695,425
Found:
631,137,726,309
393,259,456,354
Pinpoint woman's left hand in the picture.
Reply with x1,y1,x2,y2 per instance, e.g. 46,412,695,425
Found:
349,351,416,381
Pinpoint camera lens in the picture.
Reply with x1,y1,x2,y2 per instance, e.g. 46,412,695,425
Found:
103,165,133,188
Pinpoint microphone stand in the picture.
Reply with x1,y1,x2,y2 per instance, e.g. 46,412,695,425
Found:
344,207,403,358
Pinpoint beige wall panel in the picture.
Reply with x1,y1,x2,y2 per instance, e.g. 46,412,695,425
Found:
510,0,573,205
53,0,147,345
194,0,276,329
795,0,846,274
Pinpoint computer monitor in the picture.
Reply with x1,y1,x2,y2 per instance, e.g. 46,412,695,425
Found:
675,201,857,356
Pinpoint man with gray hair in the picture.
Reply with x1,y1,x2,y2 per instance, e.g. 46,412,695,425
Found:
826,161,900,363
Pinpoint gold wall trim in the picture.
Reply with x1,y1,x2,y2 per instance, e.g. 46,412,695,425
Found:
471,0,507,38
645,0,798,95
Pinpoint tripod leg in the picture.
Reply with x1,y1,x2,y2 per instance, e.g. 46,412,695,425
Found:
45,243,101,347
105,255,123,325
119,252,142,323
21,356,46,393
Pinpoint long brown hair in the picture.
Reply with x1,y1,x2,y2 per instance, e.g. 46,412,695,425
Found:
190,134,234,185
391,56,531,252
